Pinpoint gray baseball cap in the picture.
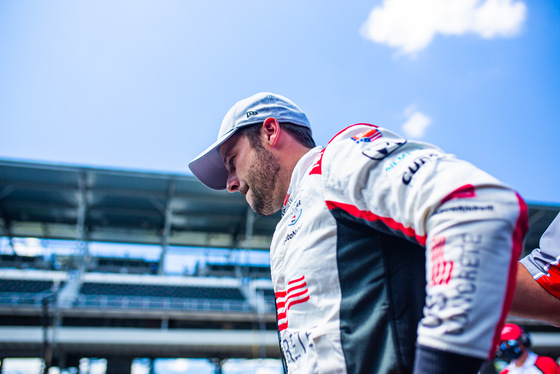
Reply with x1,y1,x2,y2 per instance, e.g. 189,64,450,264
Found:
188,92,311,190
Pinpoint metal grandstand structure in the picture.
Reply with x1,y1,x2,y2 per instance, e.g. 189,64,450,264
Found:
1,159,559,373
0,159,281,272
0,159,282,373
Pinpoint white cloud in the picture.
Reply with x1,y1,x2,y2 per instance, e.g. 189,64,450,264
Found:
360,0,527,56
402,106,432,138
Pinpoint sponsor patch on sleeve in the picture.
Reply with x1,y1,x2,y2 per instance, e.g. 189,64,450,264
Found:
362,138,407,160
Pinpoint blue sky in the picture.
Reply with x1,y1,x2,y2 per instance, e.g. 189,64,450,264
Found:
1,0,559,205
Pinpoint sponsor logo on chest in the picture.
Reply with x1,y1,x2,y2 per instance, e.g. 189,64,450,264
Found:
283,199,303,244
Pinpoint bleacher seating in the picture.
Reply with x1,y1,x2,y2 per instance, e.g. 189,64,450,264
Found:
89,257,159,275
80,282,245,301
73,277,252,313
0,254,50,270
0,279,54,293
0,252,270,314
196,262,271,279
256,287,274,298
247,265,271,279
0,279,57,307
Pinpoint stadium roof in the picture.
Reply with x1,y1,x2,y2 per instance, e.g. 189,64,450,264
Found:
0,159,280,252
0,158,558,256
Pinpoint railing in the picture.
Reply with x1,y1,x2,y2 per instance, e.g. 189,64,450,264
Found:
0,292,253,313
74,295,252,312
0,292,53,306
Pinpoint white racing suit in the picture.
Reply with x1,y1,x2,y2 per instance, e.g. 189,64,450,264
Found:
520,213,560,300
271,124,528,374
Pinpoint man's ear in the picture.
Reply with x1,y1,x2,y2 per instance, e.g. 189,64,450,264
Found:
262,117,281,146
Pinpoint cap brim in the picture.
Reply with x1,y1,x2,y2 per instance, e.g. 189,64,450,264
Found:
188,128,237,190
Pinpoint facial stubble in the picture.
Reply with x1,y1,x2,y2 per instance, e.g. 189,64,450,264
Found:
247,146,282,216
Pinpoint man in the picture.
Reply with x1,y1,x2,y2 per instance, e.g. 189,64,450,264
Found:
510,213,560,327
497,323,560,374
189,92,528,374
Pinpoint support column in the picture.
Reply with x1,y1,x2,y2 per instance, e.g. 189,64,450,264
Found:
75,171,90,275
153,180,175,276
210,358,224,374
0,185,15,254
245,206,255,249
41,298,54,374
237,207,255,279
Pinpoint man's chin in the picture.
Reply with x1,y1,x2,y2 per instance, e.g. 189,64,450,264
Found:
256,207,280,216
246,189,281,216
249,205,273,216
248,199,280,216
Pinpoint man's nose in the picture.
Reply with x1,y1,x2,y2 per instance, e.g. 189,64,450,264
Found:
226,173,240,193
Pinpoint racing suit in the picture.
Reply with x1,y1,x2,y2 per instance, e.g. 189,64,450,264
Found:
499,351,560,374
271,124,528,374
520,213,560,299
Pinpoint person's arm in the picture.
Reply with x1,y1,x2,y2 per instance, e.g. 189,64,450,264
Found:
322,124,527,372
534,355,560,374
510,262,560,327
411,185,527,374
511,213,560,326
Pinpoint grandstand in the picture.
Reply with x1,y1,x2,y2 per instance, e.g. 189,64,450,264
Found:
1,159,559,373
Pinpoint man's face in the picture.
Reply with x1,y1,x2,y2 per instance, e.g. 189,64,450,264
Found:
220,133,282,216
498,339,525,361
